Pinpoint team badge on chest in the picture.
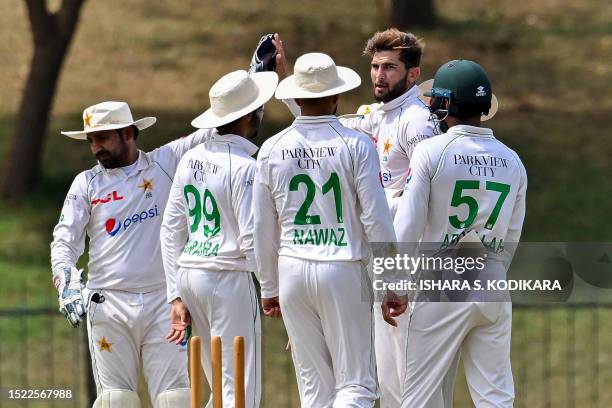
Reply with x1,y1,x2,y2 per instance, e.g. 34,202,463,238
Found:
138,178,153,198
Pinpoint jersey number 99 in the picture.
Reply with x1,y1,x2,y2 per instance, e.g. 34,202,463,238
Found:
183,184,221,237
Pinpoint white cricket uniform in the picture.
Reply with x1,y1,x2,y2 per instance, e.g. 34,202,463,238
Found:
394,125,527,408
160,134,261,408
254,115,396,408
50,129,211,401
340,85,441,408
340,85,437,215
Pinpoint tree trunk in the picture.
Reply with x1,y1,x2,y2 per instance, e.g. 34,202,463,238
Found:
0,0,86,203
379,0,436,28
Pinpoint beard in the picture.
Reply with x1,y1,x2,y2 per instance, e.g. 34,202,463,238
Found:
96,150,122,168
247,110,264,140
96,136,129,168
374,74,409,103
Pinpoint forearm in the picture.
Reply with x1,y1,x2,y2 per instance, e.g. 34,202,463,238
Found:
50,242,79,275
253,181,280,298
160,224,187,302
233,165,256,271
160,184,189,302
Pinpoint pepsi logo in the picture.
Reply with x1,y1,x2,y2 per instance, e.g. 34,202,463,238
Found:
105,218,121,236
104,206,160,238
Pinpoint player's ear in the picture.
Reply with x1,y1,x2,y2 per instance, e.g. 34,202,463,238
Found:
119,125,136,142
408,66,420,84
126,126,134,140
247,110,258,125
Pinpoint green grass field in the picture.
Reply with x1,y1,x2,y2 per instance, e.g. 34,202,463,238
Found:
0,0,611,406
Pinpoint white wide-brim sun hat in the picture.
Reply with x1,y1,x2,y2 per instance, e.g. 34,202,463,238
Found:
191,70,279,129
61,101,156,140
275,53,361,100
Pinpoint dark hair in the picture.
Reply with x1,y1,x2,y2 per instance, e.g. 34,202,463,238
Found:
363,28,423,69
216,118,239,135
295,96,335,107
216,112,257,135
449,100,491,119
116,125,139,141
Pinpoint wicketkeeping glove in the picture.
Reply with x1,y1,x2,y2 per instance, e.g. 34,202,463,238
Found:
248,33,277,73
53,267,104,327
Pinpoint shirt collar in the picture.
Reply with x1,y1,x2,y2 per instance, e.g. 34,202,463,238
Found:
447,124,495,138
213,133,259,156
293,115,338,125
378,85,422,112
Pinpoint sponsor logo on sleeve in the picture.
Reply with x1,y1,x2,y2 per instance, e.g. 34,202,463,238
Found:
64,194,77,207
403,167,412,191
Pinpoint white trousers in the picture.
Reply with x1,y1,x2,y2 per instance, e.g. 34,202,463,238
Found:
374,304,458,408
279,256,378,408
86,287,189,401
402,302,514,408
373,304,408,408
178,267,261,408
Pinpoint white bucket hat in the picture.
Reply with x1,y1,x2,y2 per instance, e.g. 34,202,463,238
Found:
61,101,156,140
275,53,361,100
191,70,278,129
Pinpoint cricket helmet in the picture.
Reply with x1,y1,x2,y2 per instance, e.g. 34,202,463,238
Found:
425,60,493,120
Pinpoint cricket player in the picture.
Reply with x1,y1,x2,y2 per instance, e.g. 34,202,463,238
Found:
337,29,447,408
254,52,407,407
160,69,279,408
338,28,437,215
395,60,527,407
50,101,212,407
269,32,440,406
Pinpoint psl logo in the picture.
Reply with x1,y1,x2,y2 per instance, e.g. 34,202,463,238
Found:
92,191,124,206
476,86,487,97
